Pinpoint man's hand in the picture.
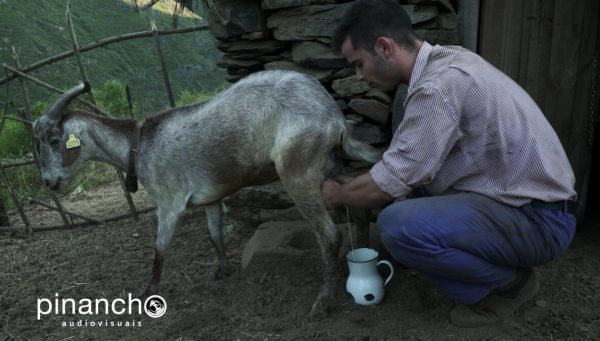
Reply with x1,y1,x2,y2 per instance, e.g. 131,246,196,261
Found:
321,175,355,208
334,175,354,184
321,173,394,209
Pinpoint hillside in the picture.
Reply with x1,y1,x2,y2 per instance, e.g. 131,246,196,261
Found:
0,0,226,114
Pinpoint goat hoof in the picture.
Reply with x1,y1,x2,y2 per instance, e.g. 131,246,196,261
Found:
214,266,234,280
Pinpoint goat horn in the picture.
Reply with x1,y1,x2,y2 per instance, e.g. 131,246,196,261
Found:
44,81,91,122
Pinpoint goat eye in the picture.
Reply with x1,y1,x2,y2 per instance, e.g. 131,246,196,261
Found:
50,138,60,146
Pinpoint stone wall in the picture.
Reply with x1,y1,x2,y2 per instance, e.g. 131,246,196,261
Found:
203,0,460,153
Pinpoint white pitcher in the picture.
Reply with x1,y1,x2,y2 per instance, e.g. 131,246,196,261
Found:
346,248,394,305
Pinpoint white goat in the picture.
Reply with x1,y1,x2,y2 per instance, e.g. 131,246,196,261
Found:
32,70,380,316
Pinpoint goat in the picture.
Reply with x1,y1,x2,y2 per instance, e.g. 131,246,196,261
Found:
32,70,380,316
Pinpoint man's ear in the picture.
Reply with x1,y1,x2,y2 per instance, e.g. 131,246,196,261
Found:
375,37,394,59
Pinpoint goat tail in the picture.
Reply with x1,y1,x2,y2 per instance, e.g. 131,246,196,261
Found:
340,131,382,164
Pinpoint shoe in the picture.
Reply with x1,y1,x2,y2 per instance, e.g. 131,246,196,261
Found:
450,268,539,327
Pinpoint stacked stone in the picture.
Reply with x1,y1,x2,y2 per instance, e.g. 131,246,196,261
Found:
205,0,459,149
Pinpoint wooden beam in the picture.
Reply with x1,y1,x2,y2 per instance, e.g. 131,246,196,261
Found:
565,0,600,215
519,0,555,106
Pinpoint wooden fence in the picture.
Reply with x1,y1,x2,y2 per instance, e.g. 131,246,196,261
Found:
0,4,210,233
479,0,600,217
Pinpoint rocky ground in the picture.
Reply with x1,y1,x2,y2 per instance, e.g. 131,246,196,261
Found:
0,180,599,340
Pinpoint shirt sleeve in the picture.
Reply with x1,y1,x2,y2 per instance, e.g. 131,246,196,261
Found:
370,85,462,199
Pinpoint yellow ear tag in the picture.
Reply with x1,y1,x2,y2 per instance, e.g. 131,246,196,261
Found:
66,134,81,149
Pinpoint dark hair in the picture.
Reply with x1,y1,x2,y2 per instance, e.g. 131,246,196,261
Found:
332,0,420,54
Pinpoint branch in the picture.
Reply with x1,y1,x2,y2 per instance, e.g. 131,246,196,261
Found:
2,64,107,115
0,115,30,124
141,0,161,10
0,25,209,87
28,197,101,224
0,206,156,233
0,157,35,168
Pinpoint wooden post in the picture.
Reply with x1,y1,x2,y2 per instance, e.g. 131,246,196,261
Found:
117,173,139,222
0,160,29,232
1,68,9,229
12,47,71,230
2,68,9,134
66,2,139,221
0,70,9,227
0,194,9,227
66,0,96,105
151,20,176,108
126,84,134,118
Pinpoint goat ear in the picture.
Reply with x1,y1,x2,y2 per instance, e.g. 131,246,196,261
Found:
44,82,91,123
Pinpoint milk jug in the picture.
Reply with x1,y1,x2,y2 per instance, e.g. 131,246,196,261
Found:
346,248,394,305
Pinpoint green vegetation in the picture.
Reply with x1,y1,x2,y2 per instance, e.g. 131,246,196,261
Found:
93,79,138,117
0,0,226,114
176,82,227,106
0,120,30,158
0,0,228,215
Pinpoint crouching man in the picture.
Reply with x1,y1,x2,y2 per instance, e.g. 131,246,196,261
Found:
321,0,577,327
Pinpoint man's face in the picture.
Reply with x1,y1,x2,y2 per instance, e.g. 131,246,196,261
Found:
341,37,399,91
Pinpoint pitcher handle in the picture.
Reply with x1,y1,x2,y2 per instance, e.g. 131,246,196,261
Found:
377,260,394,286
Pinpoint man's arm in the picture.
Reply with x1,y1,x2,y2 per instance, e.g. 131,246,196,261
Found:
321,173,393,209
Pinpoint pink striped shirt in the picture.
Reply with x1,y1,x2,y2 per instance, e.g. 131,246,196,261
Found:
370,42,577,206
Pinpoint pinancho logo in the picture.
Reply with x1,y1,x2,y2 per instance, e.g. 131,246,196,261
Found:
144,295,167,318
37,293,167,328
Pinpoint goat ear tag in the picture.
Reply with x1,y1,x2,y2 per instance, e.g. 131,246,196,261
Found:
66,134,81,149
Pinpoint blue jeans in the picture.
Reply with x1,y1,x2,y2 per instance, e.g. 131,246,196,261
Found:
377,192,576,305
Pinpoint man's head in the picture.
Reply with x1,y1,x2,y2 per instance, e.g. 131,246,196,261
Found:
332,0,422,90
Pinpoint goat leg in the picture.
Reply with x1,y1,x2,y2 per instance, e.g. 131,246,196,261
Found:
138,247,163,301
138,206,180,299
309,232,342,318
205,203,233,279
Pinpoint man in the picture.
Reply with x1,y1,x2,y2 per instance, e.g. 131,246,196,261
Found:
322,0,578,327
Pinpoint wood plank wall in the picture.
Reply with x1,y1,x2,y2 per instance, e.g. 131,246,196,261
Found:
479,0,600,216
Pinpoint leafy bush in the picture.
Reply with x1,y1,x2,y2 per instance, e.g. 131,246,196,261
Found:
176,83,228,106
93,79,138,117
0,119,31,158
31,101,50,118
1,163,44,199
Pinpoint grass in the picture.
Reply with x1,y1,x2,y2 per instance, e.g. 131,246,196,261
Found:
0,0,227,213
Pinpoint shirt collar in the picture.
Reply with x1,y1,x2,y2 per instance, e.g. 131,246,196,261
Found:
407,41,433,94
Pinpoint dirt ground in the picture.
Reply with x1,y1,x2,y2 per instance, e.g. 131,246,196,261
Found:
0,180,599,340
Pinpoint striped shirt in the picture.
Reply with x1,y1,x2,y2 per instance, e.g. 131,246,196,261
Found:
370,42,577,207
